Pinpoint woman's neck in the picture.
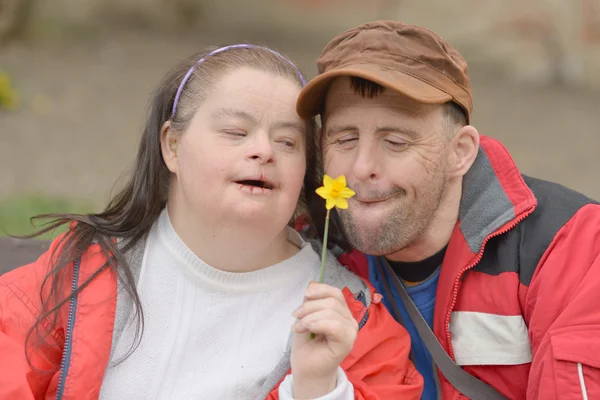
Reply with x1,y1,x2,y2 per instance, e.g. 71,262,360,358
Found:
166,206,299,273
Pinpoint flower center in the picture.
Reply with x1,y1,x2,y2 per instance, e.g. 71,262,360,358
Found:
331,183,344,198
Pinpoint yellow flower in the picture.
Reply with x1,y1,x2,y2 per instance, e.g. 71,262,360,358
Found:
315,174,356,210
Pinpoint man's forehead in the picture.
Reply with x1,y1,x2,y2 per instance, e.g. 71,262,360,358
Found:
323,77,431,118
325,76,356,95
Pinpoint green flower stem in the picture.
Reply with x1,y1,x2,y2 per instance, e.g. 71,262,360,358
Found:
310,208,331,340
319,208,331,283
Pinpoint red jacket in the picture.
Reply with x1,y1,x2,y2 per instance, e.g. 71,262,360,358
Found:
341,136,600,399
0,237,423,399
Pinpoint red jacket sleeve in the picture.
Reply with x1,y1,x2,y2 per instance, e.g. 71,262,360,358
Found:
338,250,369,281
0,250,63,400
0,284,39,400
267,286,424,399
342,285,424,399
525,204,600,399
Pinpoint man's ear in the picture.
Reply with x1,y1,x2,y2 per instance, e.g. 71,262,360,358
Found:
448,125,480,178
160,121,179,174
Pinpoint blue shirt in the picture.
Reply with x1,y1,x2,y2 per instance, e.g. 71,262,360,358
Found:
367,255,440,400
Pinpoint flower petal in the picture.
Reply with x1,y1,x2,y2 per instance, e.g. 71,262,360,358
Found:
323,175,334,190
334,175,347,187
325,198,336,210
315,186,330,200
335,197,349,209
340,187,356,198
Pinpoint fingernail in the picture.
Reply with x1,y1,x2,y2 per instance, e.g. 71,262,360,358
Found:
373,293,383,304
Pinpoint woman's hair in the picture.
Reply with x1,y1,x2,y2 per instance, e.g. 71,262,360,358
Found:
23,44,319,370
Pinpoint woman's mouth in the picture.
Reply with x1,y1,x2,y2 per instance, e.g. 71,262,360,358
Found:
235,179,275,195
236,179,274,189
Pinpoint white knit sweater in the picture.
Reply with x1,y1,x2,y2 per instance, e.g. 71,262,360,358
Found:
99,209,353,399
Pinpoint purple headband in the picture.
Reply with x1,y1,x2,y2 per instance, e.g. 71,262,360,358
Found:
171,44,306,117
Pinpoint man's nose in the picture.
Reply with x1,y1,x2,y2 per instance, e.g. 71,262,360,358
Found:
352,140,379,181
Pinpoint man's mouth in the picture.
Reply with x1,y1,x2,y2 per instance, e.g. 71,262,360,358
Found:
355,197,389,204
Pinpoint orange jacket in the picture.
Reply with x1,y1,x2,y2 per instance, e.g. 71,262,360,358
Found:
0,237,423,399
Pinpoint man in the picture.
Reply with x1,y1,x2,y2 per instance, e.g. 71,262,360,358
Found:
297,20,600,399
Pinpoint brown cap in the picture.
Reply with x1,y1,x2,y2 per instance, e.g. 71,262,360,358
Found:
297,20,473,123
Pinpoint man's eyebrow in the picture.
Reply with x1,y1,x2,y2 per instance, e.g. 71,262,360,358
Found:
324,125,359,137
211,108,256,122
324,124,420,140
375,126,420,140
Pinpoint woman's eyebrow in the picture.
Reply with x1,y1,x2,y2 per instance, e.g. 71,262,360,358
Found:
272,120,306,133
212,108,304,134
211,108,256,123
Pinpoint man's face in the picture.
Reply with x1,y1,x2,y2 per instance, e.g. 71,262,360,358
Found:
322,77,451,256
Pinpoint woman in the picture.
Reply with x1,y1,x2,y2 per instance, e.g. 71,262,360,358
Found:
0,44,423,399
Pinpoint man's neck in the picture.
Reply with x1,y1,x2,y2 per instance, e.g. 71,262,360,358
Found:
387,180,462,263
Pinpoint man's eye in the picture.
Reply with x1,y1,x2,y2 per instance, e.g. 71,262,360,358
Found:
385,139,407,150
335,137,358,149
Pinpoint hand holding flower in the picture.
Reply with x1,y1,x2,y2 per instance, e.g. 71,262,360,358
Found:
290,281,358,398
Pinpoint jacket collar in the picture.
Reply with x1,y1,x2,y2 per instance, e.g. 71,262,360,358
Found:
433,136,537,349
457,135,537,255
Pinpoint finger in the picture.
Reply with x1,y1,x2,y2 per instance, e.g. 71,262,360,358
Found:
293,321,310,334
294,310,343,338
293,297,353,321
294,309,358,341
294,309,358,344
304,282,346,305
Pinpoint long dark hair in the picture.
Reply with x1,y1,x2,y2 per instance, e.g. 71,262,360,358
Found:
22,45,319,370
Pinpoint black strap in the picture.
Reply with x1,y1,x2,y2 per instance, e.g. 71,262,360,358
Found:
376,257,507,400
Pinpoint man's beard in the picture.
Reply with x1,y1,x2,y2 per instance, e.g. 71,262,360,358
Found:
338,170,448,256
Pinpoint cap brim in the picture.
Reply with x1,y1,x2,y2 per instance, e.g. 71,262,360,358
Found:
297,64,453,119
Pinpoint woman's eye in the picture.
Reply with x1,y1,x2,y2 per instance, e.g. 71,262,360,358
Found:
223,129,247,137
277,139,296,149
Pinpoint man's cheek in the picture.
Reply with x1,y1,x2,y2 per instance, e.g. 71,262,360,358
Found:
322,151,343,175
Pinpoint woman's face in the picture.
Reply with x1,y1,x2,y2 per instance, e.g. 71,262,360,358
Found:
163,67,307,235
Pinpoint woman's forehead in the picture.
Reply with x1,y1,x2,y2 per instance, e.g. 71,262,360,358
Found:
203,69,302,119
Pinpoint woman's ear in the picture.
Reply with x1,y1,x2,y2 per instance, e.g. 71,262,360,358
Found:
160,121,179,174
448,125,480,178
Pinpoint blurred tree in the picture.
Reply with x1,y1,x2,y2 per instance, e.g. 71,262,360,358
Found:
0,0,34,42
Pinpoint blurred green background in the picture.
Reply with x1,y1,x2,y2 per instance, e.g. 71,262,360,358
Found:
1,0,600,237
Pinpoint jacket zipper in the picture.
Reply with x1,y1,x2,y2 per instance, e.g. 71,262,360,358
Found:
56,258,81,400
444,208,535,360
